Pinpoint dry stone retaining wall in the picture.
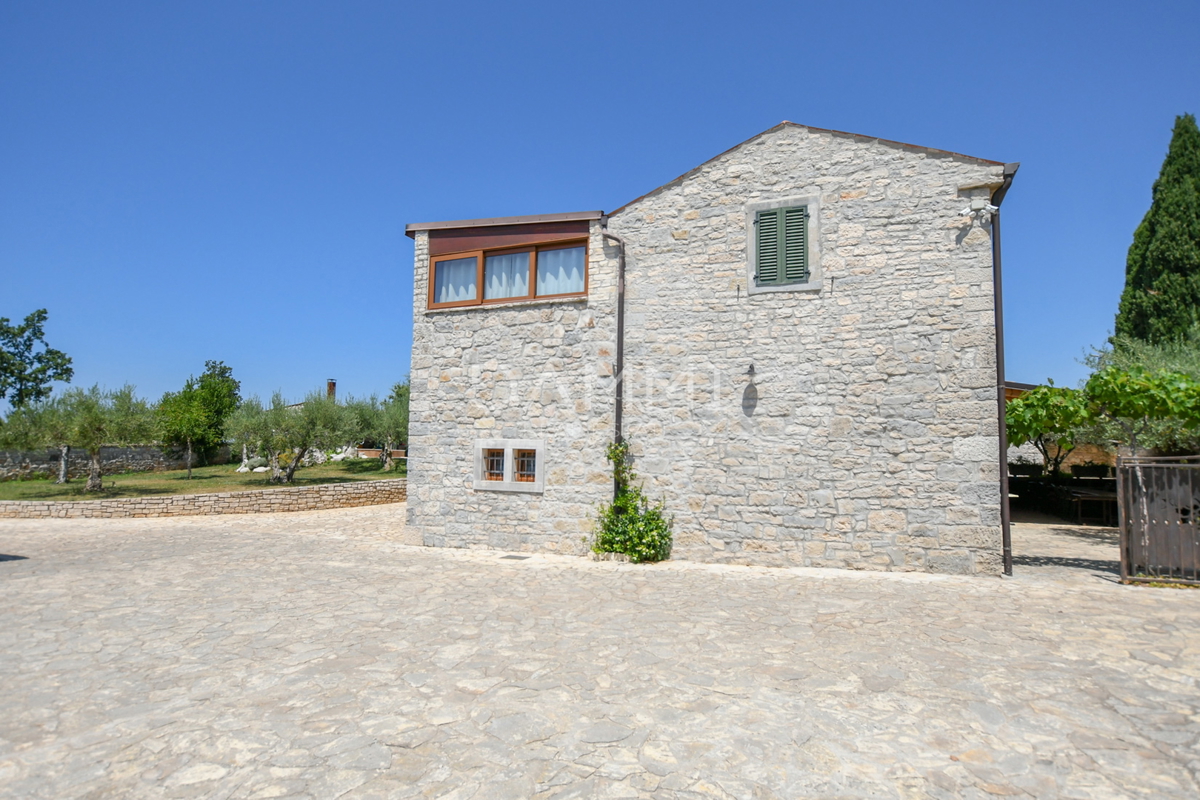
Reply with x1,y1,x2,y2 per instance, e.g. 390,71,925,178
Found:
0,446,231,481
0,478,407,519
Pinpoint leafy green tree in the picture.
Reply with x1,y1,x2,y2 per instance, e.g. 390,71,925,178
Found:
1084,329,1200,453
0,396,75,483
195,361,241,453
1115,114,1200,343
1005,384,1091,476
0,309,74,408
64,385,154,491
593,440,673,563
1084,367,1200,451
157,380,210,480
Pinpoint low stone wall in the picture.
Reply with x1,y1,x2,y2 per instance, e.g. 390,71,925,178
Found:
0,479,407,519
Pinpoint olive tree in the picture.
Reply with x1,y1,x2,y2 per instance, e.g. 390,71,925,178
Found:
64,385,154,491
232,391,354,484
279,391,350,483
224,396,264,470
0,395,75,483
345,391,408,471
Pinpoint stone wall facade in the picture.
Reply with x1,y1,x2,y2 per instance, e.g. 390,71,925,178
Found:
407,225,618,553
607,125,1004,574
0,478,407,519
408,123,1007,574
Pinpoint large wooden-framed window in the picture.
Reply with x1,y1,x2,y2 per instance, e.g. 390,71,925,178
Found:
429,240,588,310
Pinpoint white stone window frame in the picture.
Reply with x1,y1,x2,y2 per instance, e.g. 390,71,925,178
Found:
745,193,823,296
472,439,546,493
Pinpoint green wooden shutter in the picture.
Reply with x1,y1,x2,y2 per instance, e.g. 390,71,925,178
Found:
783,206,809,283
755,209,779,284
757,206,808,286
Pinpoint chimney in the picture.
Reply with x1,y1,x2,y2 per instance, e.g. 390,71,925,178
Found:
327,379,336,400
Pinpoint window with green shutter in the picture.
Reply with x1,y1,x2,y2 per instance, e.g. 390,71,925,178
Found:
755,205,809,286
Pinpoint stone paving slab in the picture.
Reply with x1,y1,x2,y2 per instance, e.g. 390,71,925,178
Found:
0,504,1198,798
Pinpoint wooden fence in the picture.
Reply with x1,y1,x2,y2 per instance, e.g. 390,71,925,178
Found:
1117,455,1200,585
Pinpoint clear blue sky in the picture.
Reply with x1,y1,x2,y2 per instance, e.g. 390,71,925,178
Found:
2,1,1198,406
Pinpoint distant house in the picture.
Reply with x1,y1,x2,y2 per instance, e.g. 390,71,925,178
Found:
405,122,1018,575
1005,381,1038,402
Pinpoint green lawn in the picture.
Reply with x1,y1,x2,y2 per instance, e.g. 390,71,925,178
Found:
0,459,405,502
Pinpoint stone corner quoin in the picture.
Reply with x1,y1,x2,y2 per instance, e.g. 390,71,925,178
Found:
407,124,1005,575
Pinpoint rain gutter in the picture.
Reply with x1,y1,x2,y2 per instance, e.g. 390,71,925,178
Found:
991,162,1020,576
599,218,626,499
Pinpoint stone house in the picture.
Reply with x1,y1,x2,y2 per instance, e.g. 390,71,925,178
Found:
405,122,1018,575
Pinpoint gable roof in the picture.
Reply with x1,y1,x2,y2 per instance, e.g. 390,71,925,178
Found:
606,121,1005,218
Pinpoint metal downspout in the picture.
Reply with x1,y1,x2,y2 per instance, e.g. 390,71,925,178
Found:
991,162,1019,576
600,219,627,498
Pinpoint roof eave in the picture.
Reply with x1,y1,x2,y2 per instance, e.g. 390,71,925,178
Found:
405,210,604,238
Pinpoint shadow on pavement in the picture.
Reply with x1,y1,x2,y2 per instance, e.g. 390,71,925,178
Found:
1043,526,1119,546
1013,554,1119,574
1011,509,1122,580
0,554,29,562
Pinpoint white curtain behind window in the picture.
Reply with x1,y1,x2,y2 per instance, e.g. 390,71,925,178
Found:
536,247,585,296
484,252,530,300
434,256,477,304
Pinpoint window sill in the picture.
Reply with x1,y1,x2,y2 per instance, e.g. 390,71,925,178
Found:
426,295,589,315
472,479,544,493
747,279,824,297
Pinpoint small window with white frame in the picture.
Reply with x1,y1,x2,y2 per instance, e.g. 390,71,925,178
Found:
473,439,545,493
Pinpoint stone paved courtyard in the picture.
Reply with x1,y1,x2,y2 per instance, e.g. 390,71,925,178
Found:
1,505,1197,799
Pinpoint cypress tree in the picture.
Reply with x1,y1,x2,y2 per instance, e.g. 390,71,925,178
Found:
1114,113,1200,342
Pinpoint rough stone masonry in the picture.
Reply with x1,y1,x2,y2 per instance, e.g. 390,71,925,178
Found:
407,123,1008,574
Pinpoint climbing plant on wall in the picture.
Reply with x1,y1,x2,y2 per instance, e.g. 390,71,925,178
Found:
592,440,673,563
